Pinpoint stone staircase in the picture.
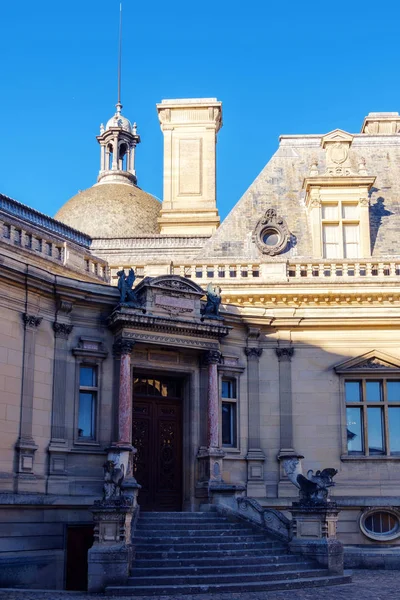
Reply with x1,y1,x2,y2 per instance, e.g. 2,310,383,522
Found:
106,511,351,595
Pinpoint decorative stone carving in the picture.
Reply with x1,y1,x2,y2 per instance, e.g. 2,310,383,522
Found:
203,349,222,365
56,298,73,314
282,455,338,505
253,208,291,256
361,112,400,134
117,268,142,309
53,322,73,339
276,347,294,361
22,313,42,328
201,283,222,319
245,347,263,359
103,459,125,501
237,497,291,542
321,129,355,176
309,158,319,176
113,338,135,357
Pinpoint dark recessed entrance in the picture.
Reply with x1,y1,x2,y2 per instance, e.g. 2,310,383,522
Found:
132,376,183,511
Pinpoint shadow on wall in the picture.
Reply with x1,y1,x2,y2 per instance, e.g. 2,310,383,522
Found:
369,194,393,254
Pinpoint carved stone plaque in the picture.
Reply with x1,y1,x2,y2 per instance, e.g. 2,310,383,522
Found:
155,294,194,313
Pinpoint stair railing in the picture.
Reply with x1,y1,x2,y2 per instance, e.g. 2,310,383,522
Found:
236,497,291,542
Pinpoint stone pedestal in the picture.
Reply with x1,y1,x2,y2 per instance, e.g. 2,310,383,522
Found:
289,502,343,575
88,497,136,592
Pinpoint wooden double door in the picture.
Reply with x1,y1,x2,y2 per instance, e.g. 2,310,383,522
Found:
132,377,183,511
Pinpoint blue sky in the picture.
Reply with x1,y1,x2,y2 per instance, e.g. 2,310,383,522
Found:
1,0,400,221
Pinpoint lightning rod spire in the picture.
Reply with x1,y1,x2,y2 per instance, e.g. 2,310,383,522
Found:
116,2,123,114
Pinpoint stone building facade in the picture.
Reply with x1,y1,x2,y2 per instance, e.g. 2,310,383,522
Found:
1,100,400,589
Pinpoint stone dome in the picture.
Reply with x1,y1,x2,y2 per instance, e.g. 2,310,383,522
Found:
55,183,161,238
106,113,132,132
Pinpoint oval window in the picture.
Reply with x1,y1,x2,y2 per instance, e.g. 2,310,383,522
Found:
262,230,280,246
360,509,400,541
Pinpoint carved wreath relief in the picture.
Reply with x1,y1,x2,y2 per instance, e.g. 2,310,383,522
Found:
253,208,290,256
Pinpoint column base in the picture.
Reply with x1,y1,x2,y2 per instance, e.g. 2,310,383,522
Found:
196,447,225,498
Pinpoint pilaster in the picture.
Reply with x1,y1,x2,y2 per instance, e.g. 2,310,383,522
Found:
15,313,42,492
244,332,265,497
47,312,74,494
276,346,298,497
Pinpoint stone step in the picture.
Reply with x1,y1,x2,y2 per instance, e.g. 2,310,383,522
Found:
132,559,318,577
134,554,303,568
106,572,353,595
140,512,219,519
135,522,249,531
128,567,329,587
134,532,267,543
134,540,285,552
135,547,288,560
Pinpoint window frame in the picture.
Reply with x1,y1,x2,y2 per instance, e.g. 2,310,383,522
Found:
341,375,400,459
321,200,360,259
72,337,108,446
77,363,99,441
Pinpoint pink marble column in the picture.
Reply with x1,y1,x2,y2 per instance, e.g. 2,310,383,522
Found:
205,350,221,450
113,339,135,445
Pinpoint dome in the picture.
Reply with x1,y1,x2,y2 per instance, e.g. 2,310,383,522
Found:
55,183,161,238
106,113,132,133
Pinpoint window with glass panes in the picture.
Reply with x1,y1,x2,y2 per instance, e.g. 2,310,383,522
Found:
221,379,237,447
322,202,360,259
345,379,400,456
78,365,98,440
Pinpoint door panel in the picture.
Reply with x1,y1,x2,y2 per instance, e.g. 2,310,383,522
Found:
132,384,182,511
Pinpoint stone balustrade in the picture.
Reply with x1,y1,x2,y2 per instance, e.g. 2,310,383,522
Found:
287,259,400,279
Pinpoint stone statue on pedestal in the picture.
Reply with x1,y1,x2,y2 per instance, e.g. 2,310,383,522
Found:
201,282,222,318
117,268,141,308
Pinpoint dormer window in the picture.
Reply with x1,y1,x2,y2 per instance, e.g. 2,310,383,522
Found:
303,129,376,259
322,201,360,259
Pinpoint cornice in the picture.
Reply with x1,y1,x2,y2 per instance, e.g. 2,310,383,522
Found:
222,291,400,308
108,308,230,340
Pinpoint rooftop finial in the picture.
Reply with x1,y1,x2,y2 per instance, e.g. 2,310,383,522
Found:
116,2,123,115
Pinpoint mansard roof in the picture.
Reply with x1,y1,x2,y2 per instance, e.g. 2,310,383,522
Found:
199,131,400,261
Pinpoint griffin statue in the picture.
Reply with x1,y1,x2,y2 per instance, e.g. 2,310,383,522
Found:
117,268,141,308
284,456,338,504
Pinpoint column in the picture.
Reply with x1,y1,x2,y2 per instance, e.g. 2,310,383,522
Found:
244,346,265,497
47,321,73,494
276,347,300,496
113,338,135,446
15,313,42,490
112,137,119,170
196,350,225,494
206,350,221,450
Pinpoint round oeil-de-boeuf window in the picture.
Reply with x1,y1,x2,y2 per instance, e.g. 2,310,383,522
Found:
360,509,400,541
253,209,291,256
262,229,281,246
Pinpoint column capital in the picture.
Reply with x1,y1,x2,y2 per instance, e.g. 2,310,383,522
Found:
113,338,135,357
53,322,73,339
276,347,294,362
22,313,42,328
203,349,222,365
245,347,263,359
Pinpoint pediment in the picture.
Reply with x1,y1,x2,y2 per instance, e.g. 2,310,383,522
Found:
321,129,353,148
137,275,205,297
334,350,400,373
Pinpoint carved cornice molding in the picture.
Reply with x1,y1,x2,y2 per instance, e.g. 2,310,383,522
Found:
123,331,219,350
244,347,263,359
22,313,42,328
109,308,230,340
203,350,222,365
53,322,73,339
275,347,294,362
113,339,136,357
222,292,400,308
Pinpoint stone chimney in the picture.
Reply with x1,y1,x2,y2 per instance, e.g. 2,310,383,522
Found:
361,112,400,134
156,98,222,235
